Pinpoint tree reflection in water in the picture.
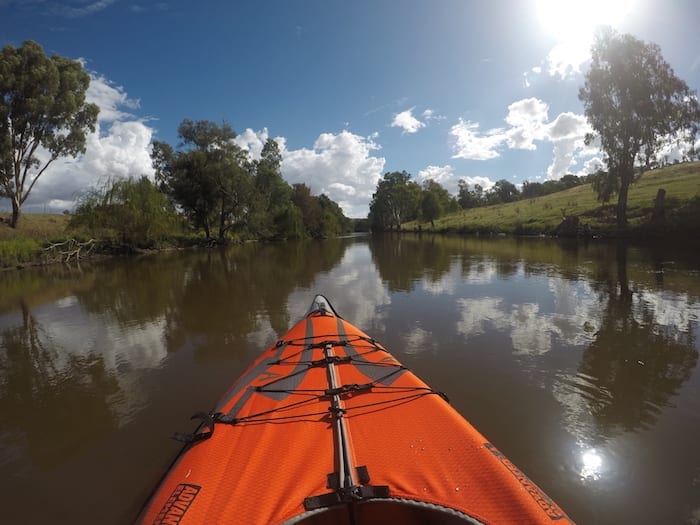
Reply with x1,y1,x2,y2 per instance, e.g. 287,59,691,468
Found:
580,243,698,434
0,301,120,468
0,235,697,525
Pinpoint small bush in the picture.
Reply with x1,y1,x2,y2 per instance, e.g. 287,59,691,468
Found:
70,176,183,247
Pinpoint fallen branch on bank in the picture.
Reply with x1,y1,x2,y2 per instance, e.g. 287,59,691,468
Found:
43,238,99,263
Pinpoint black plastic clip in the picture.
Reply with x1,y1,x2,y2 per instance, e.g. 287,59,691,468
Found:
171,411,217,444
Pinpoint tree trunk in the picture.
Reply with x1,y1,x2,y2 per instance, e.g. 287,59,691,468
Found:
218,199,226,241
10,196,21,228
616,171,633,229
651,188,666,225
616,242,631,300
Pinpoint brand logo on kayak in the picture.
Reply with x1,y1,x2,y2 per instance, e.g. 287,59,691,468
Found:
484,443,570,521
153,483,201,525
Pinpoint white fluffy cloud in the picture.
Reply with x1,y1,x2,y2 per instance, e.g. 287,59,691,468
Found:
417,165,494,195
233,127,270,159
505,97,550,149
544,112,591,178
449,120,504,161
449,97,595,179
15,74,155,213
450,97,551,161
390,107,426,134
279,130,385,217
86,74,141,122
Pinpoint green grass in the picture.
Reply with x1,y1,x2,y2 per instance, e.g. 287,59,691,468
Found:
405,161,700,235
0,213,71,241
0,238,42,267
0,213,72,268
2,161,699,266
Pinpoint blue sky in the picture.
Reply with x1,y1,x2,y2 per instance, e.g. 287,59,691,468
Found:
2,0,699,217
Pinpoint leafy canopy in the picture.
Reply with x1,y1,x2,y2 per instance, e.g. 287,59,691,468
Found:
153,119,252,240
579,28,700,226
369,171,421,231
0,40,99,227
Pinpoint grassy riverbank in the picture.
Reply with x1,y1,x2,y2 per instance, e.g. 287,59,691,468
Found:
3,162,700,268
0,214,71,268
404,161,700,236
0,213,229,269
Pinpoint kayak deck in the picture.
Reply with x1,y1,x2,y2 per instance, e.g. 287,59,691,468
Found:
138,295,572,524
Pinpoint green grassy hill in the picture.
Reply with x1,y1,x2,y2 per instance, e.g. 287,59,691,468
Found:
404,161,700,236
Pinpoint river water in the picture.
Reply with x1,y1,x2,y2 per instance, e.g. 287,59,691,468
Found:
0,234,698,524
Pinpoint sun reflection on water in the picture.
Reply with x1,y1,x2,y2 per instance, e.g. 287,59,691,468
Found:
580,448,604,481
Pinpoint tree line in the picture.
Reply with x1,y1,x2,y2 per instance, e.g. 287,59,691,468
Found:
70,119,350,245
0,41,349,242
150,119,349,241
368,171,592,231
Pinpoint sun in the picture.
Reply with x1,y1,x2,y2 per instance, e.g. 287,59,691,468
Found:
536,0,635,75
537,0,634,41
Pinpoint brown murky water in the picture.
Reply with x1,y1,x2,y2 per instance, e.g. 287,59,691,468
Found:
1,235,699,524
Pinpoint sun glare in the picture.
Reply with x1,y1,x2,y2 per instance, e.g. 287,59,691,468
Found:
536,0,635,75
537,0,634,41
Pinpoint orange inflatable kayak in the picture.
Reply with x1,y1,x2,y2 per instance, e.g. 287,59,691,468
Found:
138,295,573,524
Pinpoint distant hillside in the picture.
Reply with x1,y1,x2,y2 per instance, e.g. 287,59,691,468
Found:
403,161,700,237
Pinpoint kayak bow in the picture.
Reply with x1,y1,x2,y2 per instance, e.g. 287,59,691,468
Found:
138,295,572,524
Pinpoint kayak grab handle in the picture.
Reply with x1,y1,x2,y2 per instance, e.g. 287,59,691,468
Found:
306,294,343,318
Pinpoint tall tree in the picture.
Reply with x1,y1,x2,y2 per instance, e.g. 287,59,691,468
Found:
368,171,420,231
291,183,322,236
0,40,99,227
489,179,520,204
153,119,253,240
317,193,350,237
250,139,298,239
457,179,481,209
422,179,455,212
579,28,700,227
421,190,441,228
521,180,544,199
420,179,453,226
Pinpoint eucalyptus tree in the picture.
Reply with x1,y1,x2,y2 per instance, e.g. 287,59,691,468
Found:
152,119,253,240
488,179,520,204
0,40,99,227
368,171,421,231
420,179,454,227
579,28,700,227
